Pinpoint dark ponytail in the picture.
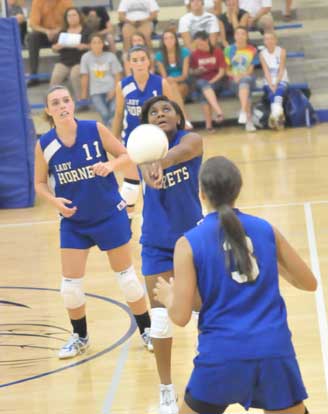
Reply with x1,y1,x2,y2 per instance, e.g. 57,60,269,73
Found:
200,156,254,281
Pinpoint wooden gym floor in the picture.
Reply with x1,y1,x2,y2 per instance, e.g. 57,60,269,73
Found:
1,124,328,413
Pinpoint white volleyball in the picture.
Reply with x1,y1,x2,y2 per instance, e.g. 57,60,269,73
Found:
127,124,169,164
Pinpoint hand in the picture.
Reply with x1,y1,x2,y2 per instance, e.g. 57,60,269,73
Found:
106,90,115,101
270,83,277,93
54,197,77,218
194,66,206,76
153,276,174,308
166,76,176,84
140,161,163,189
92,162,113,177
46,29,58,42
52,43,63,51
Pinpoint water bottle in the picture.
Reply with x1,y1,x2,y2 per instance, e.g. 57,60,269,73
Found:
305,107,311,128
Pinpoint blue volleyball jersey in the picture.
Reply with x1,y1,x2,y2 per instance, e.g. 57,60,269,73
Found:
185,210,295,362
39,119,125,224
141,130,203,249
121,73,163,144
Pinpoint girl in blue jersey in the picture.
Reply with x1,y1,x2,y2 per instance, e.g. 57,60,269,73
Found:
139,96,203,414
154,156,317,414
34,85,153,359
112,45,173,223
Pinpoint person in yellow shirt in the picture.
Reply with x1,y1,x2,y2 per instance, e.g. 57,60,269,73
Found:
27,0,73,86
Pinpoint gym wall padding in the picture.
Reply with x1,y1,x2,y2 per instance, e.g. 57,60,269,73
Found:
0,17,35,208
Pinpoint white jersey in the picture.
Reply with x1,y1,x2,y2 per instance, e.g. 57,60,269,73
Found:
261,46,289,85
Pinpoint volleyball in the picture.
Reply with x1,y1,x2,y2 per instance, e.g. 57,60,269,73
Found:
127,124,169,164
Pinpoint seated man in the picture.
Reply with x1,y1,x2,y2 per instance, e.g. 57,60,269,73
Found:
7,0,27,46
178,0,219,50
27,0,73,86
239,0,274,33
118,0,159,51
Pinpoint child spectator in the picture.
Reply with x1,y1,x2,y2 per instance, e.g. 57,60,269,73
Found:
118,0,159,51
260,31,289,129
224,26,257,132
155,29,192,129
179,0,219,50
80,34,123,127
190,31,226,132
219,0,249,47
50,7,90,100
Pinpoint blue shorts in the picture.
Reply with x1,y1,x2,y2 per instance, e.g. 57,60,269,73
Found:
141,245,174,276
60,209,131,251
185,357,308,412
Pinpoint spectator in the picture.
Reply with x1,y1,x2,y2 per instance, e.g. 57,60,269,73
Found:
224,26,257,132
123,32,155,75
178,0,219,50
118,0,159,51
284,0,293,21
50,7,90,100
81,6,116,52
239,0,274,33
218,0,249,47
259,31,289,129
80,34,122,127
190,31,226,132
7,0,27,46
155,29,193,129
27,0,73,87
184,0,222,15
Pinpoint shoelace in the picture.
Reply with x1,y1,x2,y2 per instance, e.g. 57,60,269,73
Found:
160,389,175,406
64,335,83,350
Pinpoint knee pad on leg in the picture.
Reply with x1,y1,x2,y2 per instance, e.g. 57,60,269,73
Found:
120,179,140,207
150,307,173,339
115,266,144,303
60,277,86,309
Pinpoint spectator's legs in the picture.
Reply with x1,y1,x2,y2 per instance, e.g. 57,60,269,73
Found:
168,80,191,126
91,93,111,125
257,13,274,32
69,64,82,100
137,20,153,50
238,85,251,119
285,0,293,17
50,63,70,87
201,87,224,118
202,103,213,130
108,98,116,127
20,21,27,46
122,22,136,51
28,31,52,75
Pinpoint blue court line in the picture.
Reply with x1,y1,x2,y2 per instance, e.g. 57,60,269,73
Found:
0,286,137,388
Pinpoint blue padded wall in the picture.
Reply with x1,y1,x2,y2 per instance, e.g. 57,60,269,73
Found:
0,17,35,208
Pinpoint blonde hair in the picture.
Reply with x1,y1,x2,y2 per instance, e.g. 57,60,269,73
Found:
43,85,71,127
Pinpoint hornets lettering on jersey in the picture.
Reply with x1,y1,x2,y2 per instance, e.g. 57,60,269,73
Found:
162,166,190,189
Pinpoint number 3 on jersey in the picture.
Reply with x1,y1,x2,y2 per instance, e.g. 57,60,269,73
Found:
82,141,101,161
223,237,259,283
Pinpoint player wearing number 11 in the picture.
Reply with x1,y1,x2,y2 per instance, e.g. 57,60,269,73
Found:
35,85,152,359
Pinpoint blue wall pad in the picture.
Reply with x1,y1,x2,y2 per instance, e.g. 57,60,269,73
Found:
0,18,36,208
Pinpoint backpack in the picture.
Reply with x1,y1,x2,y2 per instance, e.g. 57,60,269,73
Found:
283,88,317,127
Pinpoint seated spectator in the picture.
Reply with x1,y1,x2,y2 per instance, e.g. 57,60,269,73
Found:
155,29,192,128
219,0,249,47
284,0,293,21
123,32,155,75
239,0,274,33
259,31,289,129
80,34,123,127
190,31,226,132
50,7,90,100
7,0,27,46
81,6,116,53
178,0,219,50
118,0,159,51
184,0,222,15
224,26,257,132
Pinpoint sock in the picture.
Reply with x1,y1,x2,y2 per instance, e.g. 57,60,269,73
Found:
304,408,309,414
71,316,87,338
134,311,151,335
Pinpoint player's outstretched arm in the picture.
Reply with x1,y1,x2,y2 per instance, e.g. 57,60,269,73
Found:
274,227,317,291
161,132,203,170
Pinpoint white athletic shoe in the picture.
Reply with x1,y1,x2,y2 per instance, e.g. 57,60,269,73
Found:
141,327,154,352
159,384,179,414
58,333,90,359
238,111,247,124
245,120,257,132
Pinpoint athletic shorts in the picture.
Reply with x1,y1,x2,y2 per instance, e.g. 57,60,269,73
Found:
60,209,131,251
185,356,308,413
141,245,174,276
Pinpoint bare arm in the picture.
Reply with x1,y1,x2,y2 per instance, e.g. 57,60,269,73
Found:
219,20,229,48
162,78,174,100
209,66,225,84
111,81,125,140
274,227,317,291
181,32,192,50
276,48,287,84
34,141,77,217
254,7,271,22
259,53,274,87
156,61,168,78
209,32,218,48
174,55,190,82
239,11,249,27
154,237,197,326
